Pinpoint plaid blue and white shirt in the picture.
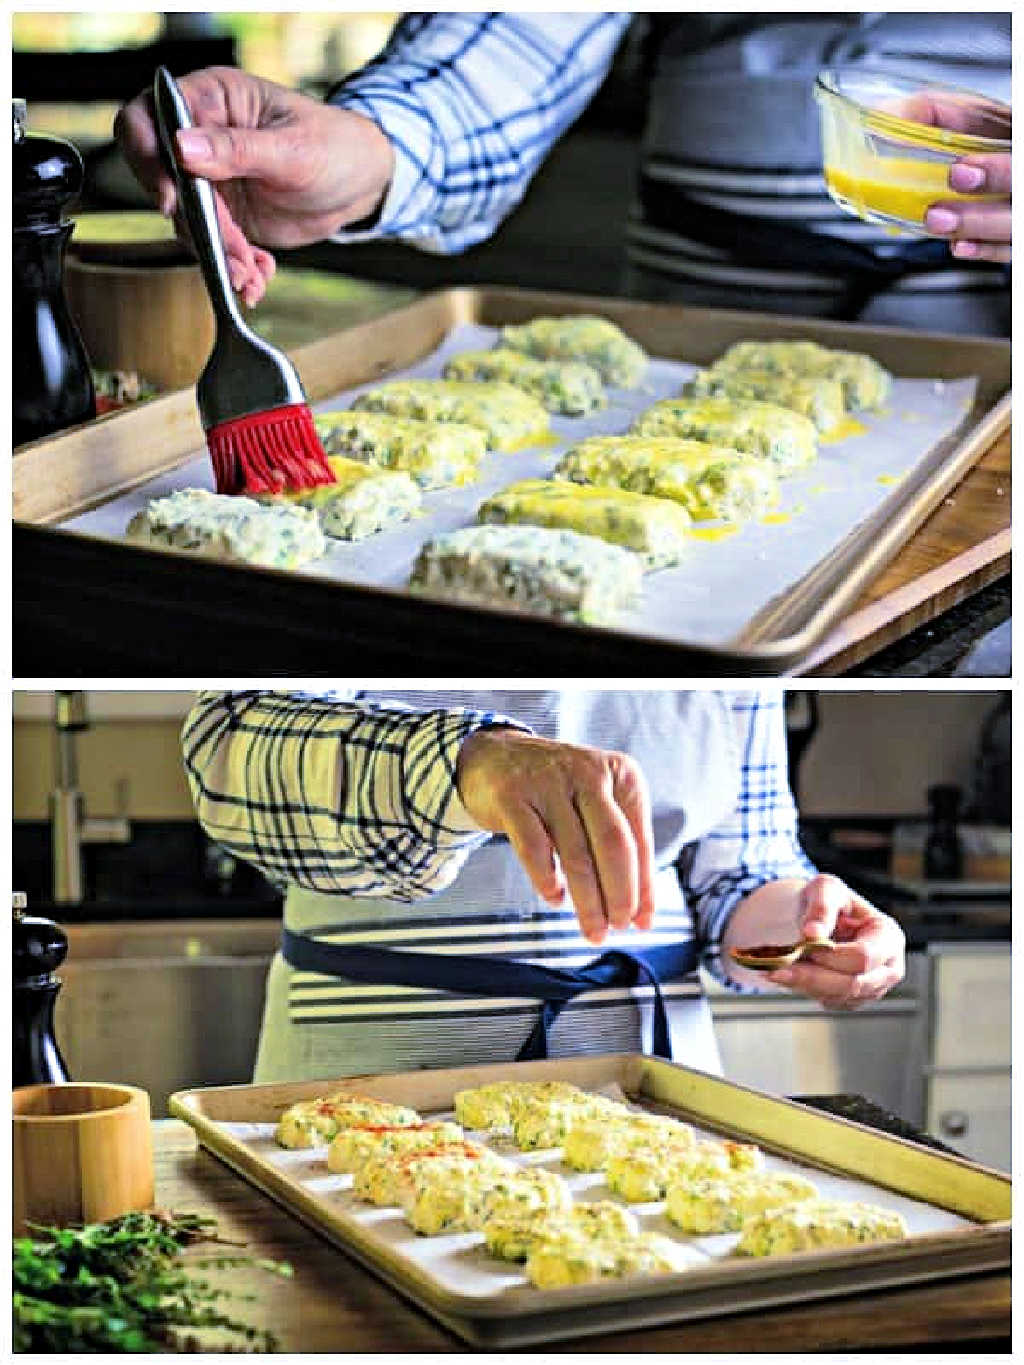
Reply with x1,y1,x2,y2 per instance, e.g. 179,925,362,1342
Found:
327,11,630,254
182,689,814,992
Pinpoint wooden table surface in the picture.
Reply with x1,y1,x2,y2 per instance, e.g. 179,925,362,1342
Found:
155,1121,1010,1353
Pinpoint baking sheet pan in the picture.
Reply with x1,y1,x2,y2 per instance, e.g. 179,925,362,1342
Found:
62,323,978,651
14,289,1011,671
169,1054,1011,1348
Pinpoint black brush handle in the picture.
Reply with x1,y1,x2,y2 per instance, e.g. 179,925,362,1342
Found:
152,65,242,329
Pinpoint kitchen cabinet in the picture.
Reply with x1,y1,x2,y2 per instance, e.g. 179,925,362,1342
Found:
924,943,1011,1170
55,919,278,1115
707,953,928,1121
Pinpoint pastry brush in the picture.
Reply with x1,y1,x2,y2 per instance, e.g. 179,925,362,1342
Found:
152,65,335,495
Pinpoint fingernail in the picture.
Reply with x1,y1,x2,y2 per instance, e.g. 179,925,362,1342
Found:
769,969,795,985
177,129,212,161
925,207,959,234
952,240,979,258
949,163,986,192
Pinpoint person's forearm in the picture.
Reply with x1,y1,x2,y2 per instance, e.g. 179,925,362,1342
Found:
327,11,630,254
182,691,515,898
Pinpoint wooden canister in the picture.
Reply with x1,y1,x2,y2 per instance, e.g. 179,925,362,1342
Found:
64,256,216,392
13,1082,154,1233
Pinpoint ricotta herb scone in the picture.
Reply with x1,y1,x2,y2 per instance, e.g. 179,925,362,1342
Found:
326,1120,464,1175
260,456,421,540
453,1080,586,1131
405,1165,572,1237
713,340,892,412
606,1139,764,1203
275,1094,421,1150
735,1199,909,1256
666,1172,819,1234
314,410,487,489
127,488,326,570
631,396,818,471
555,436,779,522
562,1112,696,1172
512,1093,629,1151
524,1232,695,1288
685,367,846,434
482,1201,640,1262
409,524,644,627
500,315,649,387
443,347,606,416
354,1141,511,1207
478,478,693,570
352,379,549,450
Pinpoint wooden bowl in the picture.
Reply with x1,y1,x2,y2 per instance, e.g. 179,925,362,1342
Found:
64,255,215,392
13,1082,154,1234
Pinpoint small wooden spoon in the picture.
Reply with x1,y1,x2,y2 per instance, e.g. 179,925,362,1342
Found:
729,937,839,972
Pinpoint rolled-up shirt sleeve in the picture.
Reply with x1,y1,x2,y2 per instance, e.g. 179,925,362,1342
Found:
326,11,630,254
679,691,818,989
182,690,526,899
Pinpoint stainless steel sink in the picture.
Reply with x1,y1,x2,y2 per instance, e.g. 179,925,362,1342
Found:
56,918,280,1116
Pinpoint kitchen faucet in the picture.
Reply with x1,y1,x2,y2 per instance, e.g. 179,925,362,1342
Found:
50,691,132,903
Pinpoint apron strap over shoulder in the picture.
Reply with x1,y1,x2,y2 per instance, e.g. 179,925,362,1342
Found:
281,927,699,1062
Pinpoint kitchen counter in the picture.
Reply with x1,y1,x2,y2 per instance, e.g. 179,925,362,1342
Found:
154,1119,1009,1352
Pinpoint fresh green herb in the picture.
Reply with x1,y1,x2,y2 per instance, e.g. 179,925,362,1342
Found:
13,1210,292,1353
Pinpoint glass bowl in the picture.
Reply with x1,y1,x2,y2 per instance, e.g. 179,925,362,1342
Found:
814,68,1010,236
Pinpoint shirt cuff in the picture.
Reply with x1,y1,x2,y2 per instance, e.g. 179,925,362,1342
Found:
326,84,445,248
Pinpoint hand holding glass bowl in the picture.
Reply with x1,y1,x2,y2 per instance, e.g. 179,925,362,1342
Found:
815,69,1011,263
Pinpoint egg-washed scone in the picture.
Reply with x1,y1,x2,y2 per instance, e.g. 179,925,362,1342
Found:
631,396,818,472
453,1080,586,1131
500,315,649,388
477,478,692,571
562,1112,695,1172
275,1094,421,1150
127,488,326,570
355,1141,511,1207
605,1139,764,1203
409,524,643,627
736,1199,910,1256
525,1231,695,1288
685,367,845,434
314,410,487,489
443,348,606,416
405,1165,572,1237
713,340,892,412
259,456,421,541
555,437,779,522
482,1200,640,1262
666,1172,820,1234
351,379,549,451
326,1120,464,1175
512,1093,630,1151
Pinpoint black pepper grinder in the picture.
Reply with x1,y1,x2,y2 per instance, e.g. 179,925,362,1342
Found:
12,98,96,447
13,892,71,1087
924,784,964,881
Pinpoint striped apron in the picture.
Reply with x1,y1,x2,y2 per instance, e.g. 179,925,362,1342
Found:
253,691,740,1083
626,13,1011,335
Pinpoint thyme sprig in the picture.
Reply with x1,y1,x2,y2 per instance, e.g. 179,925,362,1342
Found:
13,1210,292,1353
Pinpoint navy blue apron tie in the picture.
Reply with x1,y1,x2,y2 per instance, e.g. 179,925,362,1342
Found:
281,927,699,1062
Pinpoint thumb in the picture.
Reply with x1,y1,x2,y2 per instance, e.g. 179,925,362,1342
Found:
798,874,850,940
175,124,294,187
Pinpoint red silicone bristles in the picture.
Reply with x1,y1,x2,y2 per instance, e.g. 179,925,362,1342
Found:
206,403,336,495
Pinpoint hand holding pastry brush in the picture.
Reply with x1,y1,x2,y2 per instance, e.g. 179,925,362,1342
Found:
152,65,335,495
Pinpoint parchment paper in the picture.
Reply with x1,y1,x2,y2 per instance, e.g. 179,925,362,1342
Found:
219,1108,974,1303
63,324,978,648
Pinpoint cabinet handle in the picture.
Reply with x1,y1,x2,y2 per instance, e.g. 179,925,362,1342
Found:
939,1110,969,1138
